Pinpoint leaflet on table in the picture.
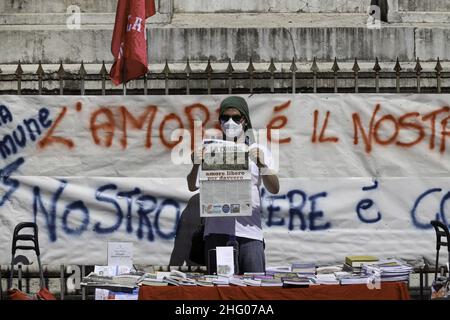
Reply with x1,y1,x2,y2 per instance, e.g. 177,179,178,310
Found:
107,241,133,268
216,246,235,277
200,139,252,217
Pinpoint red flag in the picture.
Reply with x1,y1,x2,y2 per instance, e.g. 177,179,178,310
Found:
110,0,156,86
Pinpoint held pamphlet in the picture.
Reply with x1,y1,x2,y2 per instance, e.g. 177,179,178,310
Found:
200,139,252,217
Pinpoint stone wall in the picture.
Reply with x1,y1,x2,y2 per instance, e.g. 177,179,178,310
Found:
0,0,118,13
0,1,449,64
2,1,449,15
0,0,171,24
174,0,450,13
174,0,369,13
398,0,450,12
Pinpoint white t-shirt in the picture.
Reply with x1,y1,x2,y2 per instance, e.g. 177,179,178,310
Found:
199,142,275,241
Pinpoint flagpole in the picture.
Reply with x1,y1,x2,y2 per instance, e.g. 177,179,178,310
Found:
146,12,149,96
122,56,127,96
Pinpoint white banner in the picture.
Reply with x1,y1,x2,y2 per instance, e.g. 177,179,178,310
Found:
0,94,449,266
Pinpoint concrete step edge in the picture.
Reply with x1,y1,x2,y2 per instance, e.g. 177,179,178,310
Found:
0,12,170,25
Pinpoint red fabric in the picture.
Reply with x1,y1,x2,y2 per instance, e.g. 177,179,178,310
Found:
8,287,57,300
138,282,410,300
110,0,156,85
8,289,34,300
36,288,57,300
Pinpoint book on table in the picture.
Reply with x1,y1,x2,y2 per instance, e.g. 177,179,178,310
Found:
271,272,299,279
345,255,379,267
314,274,339,285
361,258,413,282
339,275,371,285
342,263,362,273
212,276,230,286
291,262,316,274
260,278,283,287
243,278,262,286
138,278,168,286
334,272,370,285
281,276,311,286
229,277,247,286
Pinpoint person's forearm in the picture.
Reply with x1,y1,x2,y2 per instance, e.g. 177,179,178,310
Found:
261,168,280,194
187,164,200,191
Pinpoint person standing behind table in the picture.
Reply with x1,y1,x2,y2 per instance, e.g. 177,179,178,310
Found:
187,96,280,274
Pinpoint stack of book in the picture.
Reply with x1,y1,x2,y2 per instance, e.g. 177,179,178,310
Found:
343,255,379,273
81,272,138,292
281,276,311,287
265,266,291,276
265,266,299,280
332,271,369,285
229,276,247,287
337,274,372,285
112,274,143,287
138,277,168,286
291,262,316,277
212,276,230,286
316,265,343,274
362,259,413,282
243,278,262,286
81,273,115,286
195,277,215,287
260,278,283,287
133,258,413,289
313,274,339,285
156,270,198,286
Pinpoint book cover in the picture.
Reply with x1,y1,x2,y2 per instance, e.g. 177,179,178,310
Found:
345,255,378,266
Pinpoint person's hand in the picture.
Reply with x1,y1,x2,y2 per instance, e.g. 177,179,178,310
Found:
249,147,266,168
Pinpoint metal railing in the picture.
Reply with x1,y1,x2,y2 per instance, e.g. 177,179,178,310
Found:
0,57,448,95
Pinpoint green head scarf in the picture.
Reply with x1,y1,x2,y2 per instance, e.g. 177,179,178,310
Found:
219,96,253,130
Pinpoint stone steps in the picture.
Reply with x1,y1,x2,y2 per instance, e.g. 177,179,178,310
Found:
395,12,450,23
0,0,118,13
0,0,171,25
0,11,448,25
0,12,168,25
0,0,372,14
0,13,449,64
2,1,449,14
398,0,450,12
174,0,368,13
175,0,450,14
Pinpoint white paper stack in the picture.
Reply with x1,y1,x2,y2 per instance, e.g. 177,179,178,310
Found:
362,259,413,282
243,278,262,286
229,277,247,287
314,274,339,285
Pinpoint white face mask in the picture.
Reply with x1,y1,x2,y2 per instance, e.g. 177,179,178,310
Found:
221,118,244,139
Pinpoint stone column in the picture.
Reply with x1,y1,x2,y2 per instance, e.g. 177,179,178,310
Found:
387,0,401,22
159,0,173,15
151,0,174,24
